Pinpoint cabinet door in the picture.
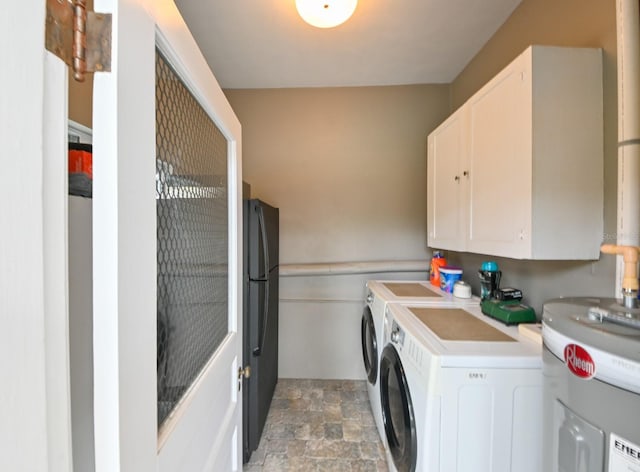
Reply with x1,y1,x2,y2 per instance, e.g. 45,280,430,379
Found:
467,58,532,258
427,108,468,251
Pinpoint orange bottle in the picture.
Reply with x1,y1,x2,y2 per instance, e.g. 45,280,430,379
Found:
429,251,447,287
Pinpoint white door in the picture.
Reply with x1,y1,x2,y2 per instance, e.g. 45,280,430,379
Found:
2,0,242,470
92,0,243,470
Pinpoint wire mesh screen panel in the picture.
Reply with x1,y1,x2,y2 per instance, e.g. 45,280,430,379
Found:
155,49,229,428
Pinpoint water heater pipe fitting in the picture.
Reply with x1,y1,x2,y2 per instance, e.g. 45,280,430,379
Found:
601,244,640,308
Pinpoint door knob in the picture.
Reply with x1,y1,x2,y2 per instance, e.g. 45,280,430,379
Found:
238,365,251,380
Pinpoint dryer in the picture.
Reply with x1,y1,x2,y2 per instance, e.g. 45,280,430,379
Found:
380,302,542,472
542,297,640,472
361,280,478,448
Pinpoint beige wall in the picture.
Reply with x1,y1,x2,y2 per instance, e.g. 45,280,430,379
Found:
225,85,450,265
226,85,450,379
69,76,93,128
447,0,618,313
452,0,616,109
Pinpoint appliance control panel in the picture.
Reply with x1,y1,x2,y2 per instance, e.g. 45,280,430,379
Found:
391,320,405,347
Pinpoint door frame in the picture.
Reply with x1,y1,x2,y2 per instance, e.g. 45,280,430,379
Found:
2,1,73,470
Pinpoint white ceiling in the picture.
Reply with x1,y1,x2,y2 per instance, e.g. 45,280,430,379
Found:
174,0,523,89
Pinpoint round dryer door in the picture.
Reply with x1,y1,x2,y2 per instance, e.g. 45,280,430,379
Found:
361,305,378,384
380,344,417,472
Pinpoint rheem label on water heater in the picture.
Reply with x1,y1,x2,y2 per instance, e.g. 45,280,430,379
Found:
564,344,596,379
609,433,640,472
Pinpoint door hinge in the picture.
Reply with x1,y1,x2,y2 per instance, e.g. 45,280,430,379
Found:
45,0,112,82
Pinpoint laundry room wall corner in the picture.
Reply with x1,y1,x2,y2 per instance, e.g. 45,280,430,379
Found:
225,84,449,379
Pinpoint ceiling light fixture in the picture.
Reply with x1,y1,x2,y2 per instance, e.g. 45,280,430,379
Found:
296,0,358,28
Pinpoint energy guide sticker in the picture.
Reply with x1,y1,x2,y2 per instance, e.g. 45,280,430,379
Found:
609,433,640,472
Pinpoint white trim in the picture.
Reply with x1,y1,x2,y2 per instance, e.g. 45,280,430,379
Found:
43,51,74,472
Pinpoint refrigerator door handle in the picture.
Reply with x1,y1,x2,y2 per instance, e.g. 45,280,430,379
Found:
257,205,269,280
253,278,269,357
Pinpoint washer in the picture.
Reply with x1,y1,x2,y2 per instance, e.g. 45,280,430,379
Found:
380,302,542,472
361,280,479,449
542,297,640,472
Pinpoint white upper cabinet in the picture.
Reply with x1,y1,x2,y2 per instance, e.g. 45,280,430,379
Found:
427,106,469,251
428,46,603,260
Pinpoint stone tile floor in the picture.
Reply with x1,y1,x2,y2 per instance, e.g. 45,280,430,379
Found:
244,379,388,471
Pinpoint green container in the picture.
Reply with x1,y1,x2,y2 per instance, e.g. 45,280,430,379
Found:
480,299,537,325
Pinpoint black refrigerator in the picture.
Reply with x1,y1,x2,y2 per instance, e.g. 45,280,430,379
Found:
243,199,279,462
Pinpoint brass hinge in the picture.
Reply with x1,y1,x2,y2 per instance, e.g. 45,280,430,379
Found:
45,0,112,82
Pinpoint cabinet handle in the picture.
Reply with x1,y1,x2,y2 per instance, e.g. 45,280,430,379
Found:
463,171,469,177
454,176,460,182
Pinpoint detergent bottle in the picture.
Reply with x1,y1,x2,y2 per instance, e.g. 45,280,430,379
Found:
429,251,447,287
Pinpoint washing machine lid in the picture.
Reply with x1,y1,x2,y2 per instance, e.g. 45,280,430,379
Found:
382,282,441,298
367,280,480,306
542,297,640,393
409,307,515,342
387,303,542,369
